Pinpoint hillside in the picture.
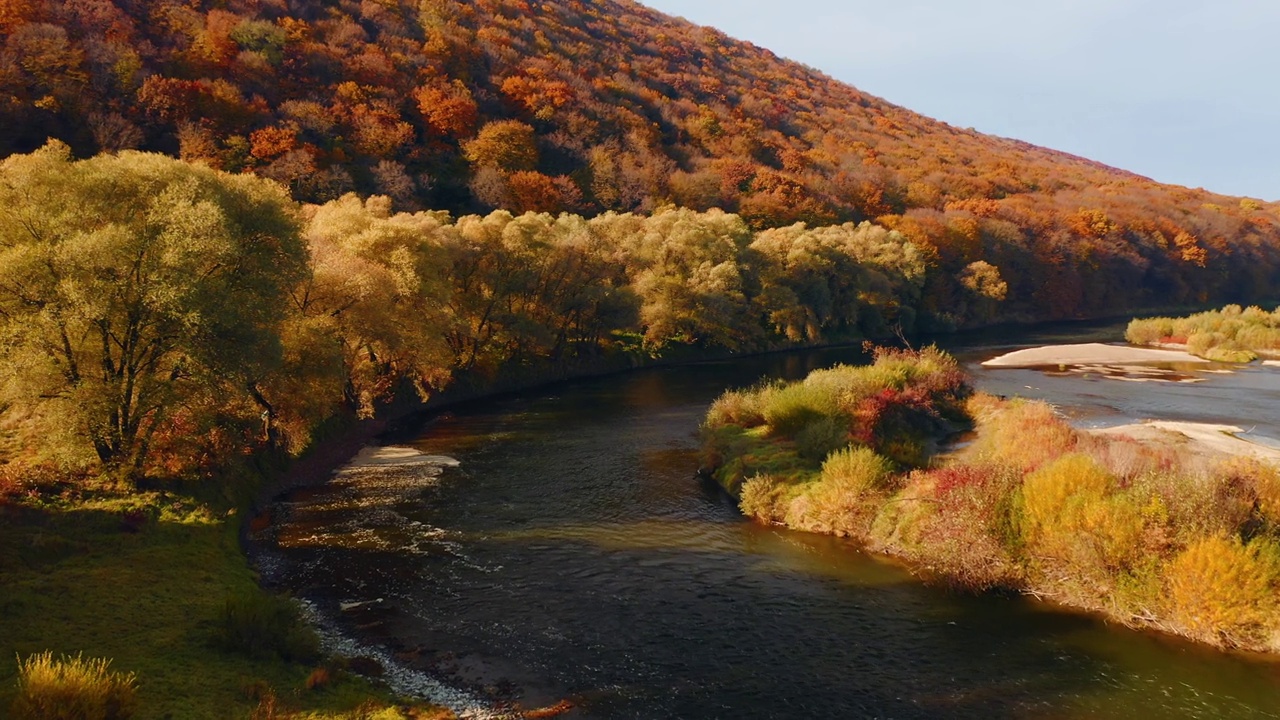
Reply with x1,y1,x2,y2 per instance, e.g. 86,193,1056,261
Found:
2,0,1279,320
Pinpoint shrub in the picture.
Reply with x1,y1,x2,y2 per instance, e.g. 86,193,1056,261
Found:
248,690,293,720
213,593,321,663
304,667,332,692
9,651,138,720
787,448,893,536
1208,456,1280,532
836,349,970,468
1019,453,1112,544
1203,345,1256,364
1076,431,1186,480
874,464,1021,589
966,398,1076,472
1019,453,1145,575
761,382,840,437
793,415,849,462
0,466,23,505
1125,317,1174,346
1134,305,1280,360
1235,323,1280,353
704,386,770,429
1141,469,1255,545
0,462,68,504
738,474,790,523
819,446,894,492
1165,536,1280,647
869,474,938,552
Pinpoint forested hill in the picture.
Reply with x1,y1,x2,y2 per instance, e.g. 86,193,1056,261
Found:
3,0,1279,318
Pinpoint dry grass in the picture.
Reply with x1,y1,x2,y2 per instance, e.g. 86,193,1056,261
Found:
961,395,1077,471
9,652,137,720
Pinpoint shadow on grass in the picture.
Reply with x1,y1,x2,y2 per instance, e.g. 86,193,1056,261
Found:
0,500,428,720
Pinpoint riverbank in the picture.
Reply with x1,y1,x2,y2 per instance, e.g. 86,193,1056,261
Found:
0,486,450,719
1126,305,1280,362
0,333,858,718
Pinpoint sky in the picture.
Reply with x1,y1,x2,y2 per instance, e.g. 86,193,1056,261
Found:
640,0,1280,200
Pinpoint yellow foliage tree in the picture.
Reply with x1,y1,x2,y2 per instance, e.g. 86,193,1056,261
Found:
463,120,538,172
0,142,306,474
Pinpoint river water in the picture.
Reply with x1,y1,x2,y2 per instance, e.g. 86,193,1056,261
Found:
266,322,1280,718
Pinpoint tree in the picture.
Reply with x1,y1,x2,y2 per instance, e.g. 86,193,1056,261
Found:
413,79,479,139
0,142,307,475
621,207,759,350
0,0,38,34
463,120,538,172
297,194,454,418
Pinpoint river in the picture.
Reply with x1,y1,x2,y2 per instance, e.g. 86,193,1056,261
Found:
263,322,1280,718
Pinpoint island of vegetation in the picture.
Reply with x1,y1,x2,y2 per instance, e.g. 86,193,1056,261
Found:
1127,304,1280,362
702,348,1280,653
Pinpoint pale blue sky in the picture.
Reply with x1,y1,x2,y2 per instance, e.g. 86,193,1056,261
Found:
641,0,1280,200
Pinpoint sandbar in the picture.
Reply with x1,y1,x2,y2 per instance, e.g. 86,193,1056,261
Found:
1093,421,1280,464
981,342,1209,368
344,445,460,468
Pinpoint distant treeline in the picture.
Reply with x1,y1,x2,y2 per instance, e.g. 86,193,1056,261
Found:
3,0,1280,324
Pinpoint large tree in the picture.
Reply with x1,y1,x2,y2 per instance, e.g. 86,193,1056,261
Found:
0,142,306,475
294,193,454,419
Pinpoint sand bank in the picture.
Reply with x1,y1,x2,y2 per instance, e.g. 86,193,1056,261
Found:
1093,421,1280,464
344,445,460,468
982,342,1209,368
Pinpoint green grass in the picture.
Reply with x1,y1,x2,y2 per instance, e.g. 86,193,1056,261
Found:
702,424,816,494
0,490,448,720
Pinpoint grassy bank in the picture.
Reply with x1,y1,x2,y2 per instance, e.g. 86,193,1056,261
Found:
1127,304,1280,361
702,349,1280,653
0,469,451,719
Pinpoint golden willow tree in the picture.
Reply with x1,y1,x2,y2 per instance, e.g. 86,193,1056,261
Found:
293,194,454,420
0,142,307,476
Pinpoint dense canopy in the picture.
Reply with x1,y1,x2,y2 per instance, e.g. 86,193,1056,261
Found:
2,0,1279,321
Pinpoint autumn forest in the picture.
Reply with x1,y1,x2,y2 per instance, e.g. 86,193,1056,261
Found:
2,0,1279,327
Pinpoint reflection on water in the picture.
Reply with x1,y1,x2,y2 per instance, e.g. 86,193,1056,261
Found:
267,321,1280,719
